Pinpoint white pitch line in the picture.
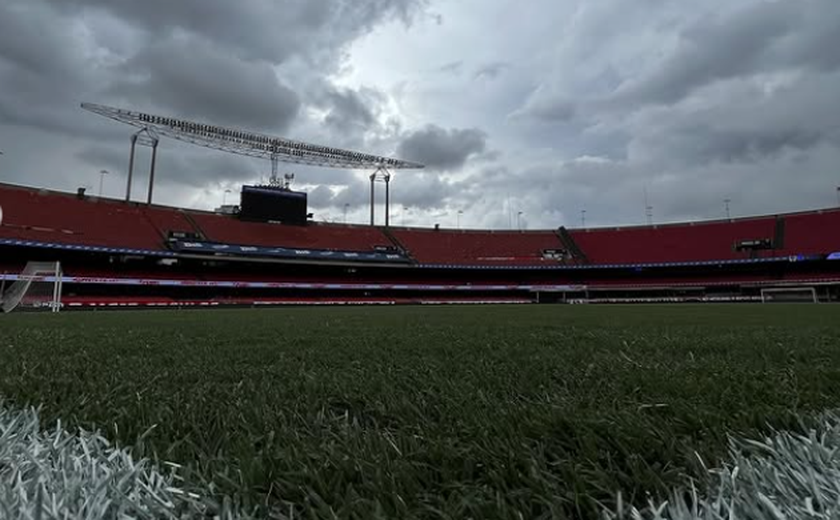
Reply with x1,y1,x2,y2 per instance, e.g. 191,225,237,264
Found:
0,401,260,519
608,411,840,519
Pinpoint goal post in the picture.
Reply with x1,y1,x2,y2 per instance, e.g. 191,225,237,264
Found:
760,286,818,304
0,261,63,313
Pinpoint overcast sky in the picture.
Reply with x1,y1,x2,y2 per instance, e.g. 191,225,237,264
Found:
1,0,838,229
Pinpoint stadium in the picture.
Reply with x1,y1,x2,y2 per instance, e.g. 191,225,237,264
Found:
2,104,840,520
1,105,838,311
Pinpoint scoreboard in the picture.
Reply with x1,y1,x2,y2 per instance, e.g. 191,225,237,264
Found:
239,185,308,225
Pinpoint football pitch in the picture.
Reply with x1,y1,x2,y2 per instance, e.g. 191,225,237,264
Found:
1,304,839,518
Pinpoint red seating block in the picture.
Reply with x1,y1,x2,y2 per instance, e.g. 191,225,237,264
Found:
779,210,840,256
390,229,564,265
570,218,777,264
0,185,165,250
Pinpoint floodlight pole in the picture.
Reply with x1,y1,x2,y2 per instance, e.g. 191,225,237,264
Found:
147,137,159,205
126,133,138,201
385,172,391,227
370,173,376,226
369,167,392,227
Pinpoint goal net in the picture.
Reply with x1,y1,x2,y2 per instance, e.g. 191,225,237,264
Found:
760,287,818,304
0,262,63,313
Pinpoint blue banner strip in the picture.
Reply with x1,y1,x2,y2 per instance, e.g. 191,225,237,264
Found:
170,240,410,263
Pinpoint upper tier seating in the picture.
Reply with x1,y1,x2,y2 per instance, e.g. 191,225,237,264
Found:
778,210,840,256
191,213,394,252
3,182,838,266
390,229,566,265
569,217,779,264
0,184,166,250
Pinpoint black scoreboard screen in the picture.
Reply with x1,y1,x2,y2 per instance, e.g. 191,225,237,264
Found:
239,185,308,225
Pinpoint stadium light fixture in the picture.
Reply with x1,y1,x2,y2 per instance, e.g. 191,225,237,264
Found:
81,102,423,214
81,103,424,172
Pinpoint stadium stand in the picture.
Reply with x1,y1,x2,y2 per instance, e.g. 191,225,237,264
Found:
389,229,567,265
142,207,201,240
569,217,779,264
191,213,395,252
557,227,588,264
0,184,167,250
779,210,840,256
2,181,839,307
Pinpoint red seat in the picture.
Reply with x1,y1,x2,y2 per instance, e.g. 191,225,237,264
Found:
0,185,165,250
778,210,840,256
570,218,777,264
142,207,199,237
391,229,565,265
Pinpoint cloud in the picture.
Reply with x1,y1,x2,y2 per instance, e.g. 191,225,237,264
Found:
510,86,576,122
438,60,464,75
110,35,301,132
612,0,840,108
318,86,385,146
2,0,840,231
396,125,487,171
474,61,509,81
43,0,431,65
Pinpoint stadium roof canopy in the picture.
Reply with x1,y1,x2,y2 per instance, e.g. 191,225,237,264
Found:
81,102,424,171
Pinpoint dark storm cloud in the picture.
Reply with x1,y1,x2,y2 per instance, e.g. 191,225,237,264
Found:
320,87,383,139
613,0,840,108
110,35,301,132
43,0,430,65
0,2,101,135
613,1,798,106
623,70,840,167
396,125,487,171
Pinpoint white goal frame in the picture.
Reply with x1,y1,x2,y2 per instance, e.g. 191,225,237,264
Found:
0,261,63,313
760,286,818,304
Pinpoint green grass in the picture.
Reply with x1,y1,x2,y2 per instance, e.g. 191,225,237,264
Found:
1,305,839,519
